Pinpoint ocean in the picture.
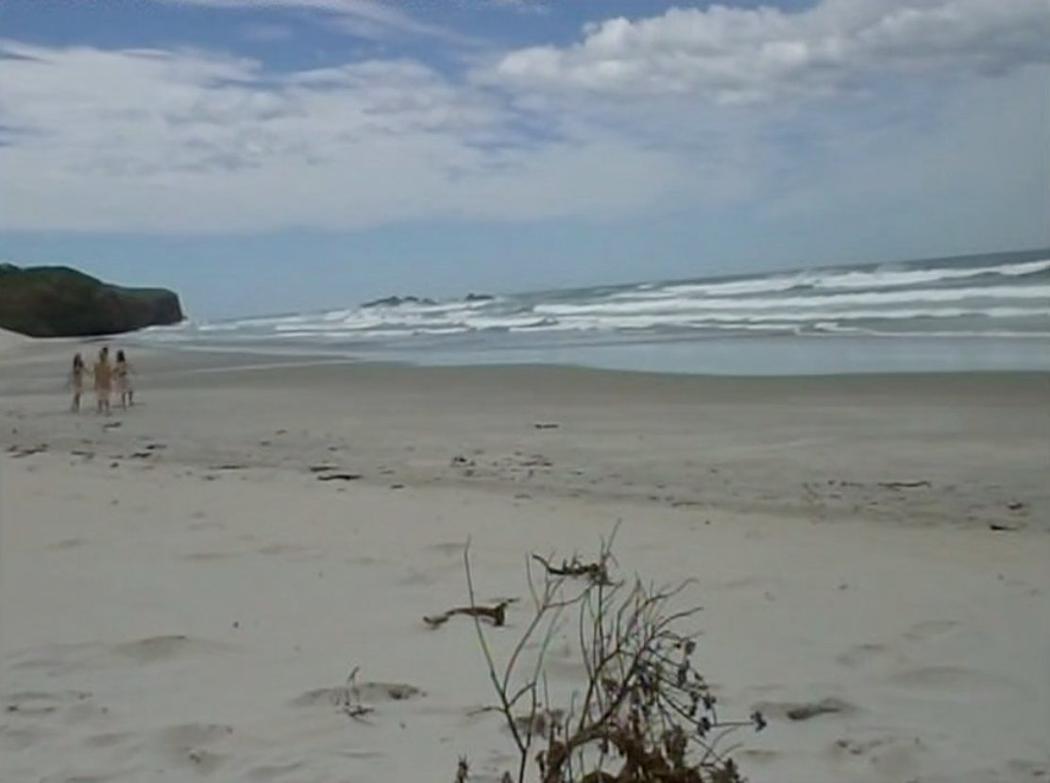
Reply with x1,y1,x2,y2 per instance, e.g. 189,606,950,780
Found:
138,249,1050,375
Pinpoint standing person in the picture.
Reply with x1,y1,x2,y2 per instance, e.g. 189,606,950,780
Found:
70,353,86,413
115,349,134,409
93,346,113,415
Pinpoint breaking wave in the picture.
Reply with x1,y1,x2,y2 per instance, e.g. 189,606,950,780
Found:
143,250,1050,350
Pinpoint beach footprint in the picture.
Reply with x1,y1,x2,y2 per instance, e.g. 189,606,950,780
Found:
111,634,232,665
752,696,857,722
8,641,100,676
829,732,929,779
903,619,960,642
836,617,962,671
4,689,93,718
183,551,236,562
426,541,468,556
155,722,234,773
835,642,891,668
886,664,1018,694
247,761,306,781
289,678,424,725
46,537,89,551
0,723,53,752
290,680,424,709
83,732,133,749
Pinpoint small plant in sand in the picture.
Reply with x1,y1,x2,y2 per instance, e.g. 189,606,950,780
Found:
336,666,375,721
458,529,765,783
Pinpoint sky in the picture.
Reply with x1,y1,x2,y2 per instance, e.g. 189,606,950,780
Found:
1,0,1048,318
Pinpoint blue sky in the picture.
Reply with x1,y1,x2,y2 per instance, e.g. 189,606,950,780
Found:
1,0,1048,318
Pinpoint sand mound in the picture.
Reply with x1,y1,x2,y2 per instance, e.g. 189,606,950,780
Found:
290,681,425,709
111,635,230,664
0,327,29,355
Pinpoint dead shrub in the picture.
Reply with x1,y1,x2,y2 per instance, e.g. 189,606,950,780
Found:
459,528,764,782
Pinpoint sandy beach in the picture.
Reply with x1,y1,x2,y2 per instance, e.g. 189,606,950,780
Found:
0,328,28,356
1,341,1047,782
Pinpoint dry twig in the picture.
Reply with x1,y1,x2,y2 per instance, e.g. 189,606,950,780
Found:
459,530,762,782
336,666,374,721
424,600,516,628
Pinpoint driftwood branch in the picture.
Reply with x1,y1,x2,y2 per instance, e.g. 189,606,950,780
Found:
424,599,516,629
531,554,614,587
878,480,931,490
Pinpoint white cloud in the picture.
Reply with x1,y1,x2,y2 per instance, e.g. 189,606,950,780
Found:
492,0,1050,102
480,0,551,14
0,1,1046,250
756,64,1050,256
0,41,678,232
169,0,477,45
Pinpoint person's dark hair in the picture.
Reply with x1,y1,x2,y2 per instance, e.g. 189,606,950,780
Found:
116,350,126,363
99,346,109,360
73,353,83,370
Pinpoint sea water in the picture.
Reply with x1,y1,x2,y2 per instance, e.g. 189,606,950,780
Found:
138,249,1050,375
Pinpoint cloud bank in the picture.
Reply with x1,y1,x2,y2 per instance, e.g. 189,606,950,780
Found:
0,41,676,232
494,0,1050,102
0,0,1047,243
171,0,475,44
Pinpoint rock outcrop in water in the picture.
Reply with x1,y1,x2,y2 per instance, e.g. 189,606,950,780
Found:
361,295,436,308
0,263,184,337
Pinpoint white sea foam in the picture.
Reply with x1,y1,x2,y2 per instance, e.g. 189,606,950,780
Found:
545,306,1050,331
241,307,1050,343
141,253,1050,351
811,258,1050,290
632,258,1050,300
535,284,1050,317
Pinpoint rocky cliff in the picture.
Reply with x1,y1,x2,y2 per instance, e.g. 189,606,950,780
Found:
0,264,184,337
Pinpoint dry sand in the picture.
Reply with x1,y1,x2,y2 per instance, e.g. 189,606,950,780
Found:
0,328,29,356
1,342,1048,782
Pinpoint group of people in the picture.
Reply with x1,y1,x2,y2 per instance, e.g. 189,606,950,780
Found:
70,346,134,414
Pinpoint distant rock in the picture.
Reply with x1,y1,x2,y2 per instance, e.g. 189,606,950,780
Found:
360,295,436,308
464,292,494,302
0,264,184,337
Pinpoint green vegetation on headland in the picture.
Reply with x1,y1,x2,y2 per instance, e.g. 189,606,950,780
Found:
0,264,184,337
